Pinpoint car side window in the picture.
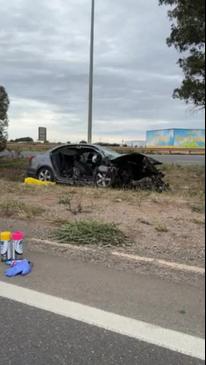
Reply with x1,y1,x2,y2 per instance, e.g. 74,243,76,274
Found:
79,149,102,166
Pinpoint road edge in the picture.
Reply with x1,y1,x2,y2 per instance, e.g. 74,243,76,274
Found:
28,238,205,276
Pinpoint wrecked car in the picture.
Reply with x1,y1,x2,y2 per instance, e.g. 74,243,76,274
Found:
27,144,168,191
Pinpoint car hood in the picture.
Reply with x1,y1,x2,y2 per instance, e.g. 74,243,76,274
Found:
111,153,162,166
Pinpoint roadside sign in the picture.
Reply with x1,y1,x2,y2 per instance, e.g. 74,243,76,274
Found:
38,127,47,142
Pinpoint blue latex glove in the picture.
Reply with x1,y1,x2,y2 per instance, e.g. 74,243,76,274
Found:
5,259,32,277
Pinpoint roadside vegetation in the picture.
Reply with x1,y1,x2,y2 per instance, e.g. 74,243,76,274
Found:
6,142,205,156
0,157,204,206
0,200,45,219
0,157,205,266
53,221,128,247
0,158,27,181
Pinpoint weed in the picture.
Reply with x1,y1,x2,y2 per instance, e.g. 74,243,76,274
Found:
58,196,72,206
192,218,205,225
59,195,87,215
135,191,151,207
0,158,27,181
52,220,128,246
155,224,169,233
191,204,205,214
162,164,205,200
0,200,44,219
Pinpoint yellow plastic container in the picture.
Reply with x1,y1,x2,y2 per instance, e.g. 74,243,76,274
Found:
24,178,56,186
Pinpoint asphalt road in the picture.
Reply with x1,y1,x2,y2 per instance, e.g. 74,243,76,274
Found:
146,154,205,165
0,297,203,365
0,150,205,165
0,251,204,337
0,252,205,364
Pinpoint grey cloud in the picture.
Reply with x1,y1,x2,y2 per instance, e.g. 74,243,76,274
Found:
0,0,204,142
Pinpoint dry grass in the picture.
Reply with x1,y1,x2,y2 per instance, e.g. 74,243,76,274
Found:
0,161,204,266
162,164,205,199
7,143,205,155
192,218,205,225
0,200,45,219
190,204,205,214
0,158,28,181
7,142,59,152
155,223,169,233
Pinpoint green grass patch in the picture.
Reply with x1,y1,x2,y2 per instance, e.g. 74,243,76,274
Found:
53,220,128,246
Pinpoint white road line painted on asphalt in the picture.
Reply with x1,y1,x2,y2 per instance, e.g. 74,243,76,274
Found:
112,252,205,274
0,281,205,361
31,238,97,252
30,238,205,275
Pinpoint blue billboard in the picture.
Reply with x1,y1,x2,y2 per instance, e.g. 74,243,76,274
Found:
174,129,205,148
147,129,205,148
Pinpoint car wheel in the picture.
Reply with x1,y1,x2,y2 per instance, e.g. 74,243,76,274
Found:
95,171,112,188
37,167,54,182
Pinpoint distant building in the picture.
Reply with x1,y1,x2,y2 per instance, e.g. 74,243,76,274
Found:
146,129,205,148
38,127,47,143
126,140,146,148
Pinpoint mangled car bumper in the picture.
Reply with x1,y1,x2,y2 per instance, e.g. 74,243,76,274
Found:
98,153,168,192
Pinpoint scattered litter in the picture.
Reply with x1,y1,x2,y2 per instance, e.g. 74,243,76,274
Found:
0,230,33,278
24,177,56,186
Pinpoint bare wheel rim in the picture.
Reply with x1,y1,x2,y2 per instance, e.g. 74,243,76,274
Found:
96,172,112,187
38,169,52,181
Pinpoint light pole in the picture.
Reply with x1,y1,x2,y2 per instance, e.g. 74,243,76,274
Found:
88,0,95,144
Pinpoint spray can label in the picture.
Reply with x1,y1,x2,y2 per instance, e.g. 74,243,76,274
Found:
12,232,24,257
0,232,12,261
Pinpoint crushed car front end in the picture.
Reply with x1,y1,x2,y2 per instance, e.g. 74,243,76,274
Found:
95,151,168,192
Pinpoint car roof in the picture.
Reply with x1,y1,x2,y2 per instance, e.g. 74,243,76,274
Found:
50,144,101,153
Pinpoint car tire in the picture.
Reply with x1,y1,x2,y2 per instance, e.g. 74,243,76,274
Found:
95,171,112,188
37,167,54,182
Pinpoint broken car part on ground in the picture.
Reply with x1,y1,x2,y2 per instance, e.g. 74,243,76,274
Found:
27,144,168,192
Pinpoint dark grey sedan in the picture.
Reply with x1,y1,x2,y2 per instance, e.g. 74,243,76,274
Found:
27,144,167,191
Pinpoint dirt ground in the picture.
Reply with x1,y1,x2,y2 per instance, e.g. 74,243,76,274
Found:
0,160,205,269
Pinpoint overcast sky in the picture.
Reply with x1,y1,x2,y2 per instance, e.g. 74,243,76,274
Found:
0,0,204,143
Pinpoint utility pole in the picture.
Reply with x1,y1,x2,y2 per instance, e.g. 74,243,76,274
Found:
88,0,95,144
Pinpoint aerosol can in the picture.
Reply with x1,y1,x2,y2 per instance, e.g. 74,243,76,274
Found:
11,231,24,260
0,231,12,262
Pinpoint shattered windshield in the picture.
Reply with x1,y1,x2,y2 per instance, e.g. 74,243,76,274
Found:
96,145,122,159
